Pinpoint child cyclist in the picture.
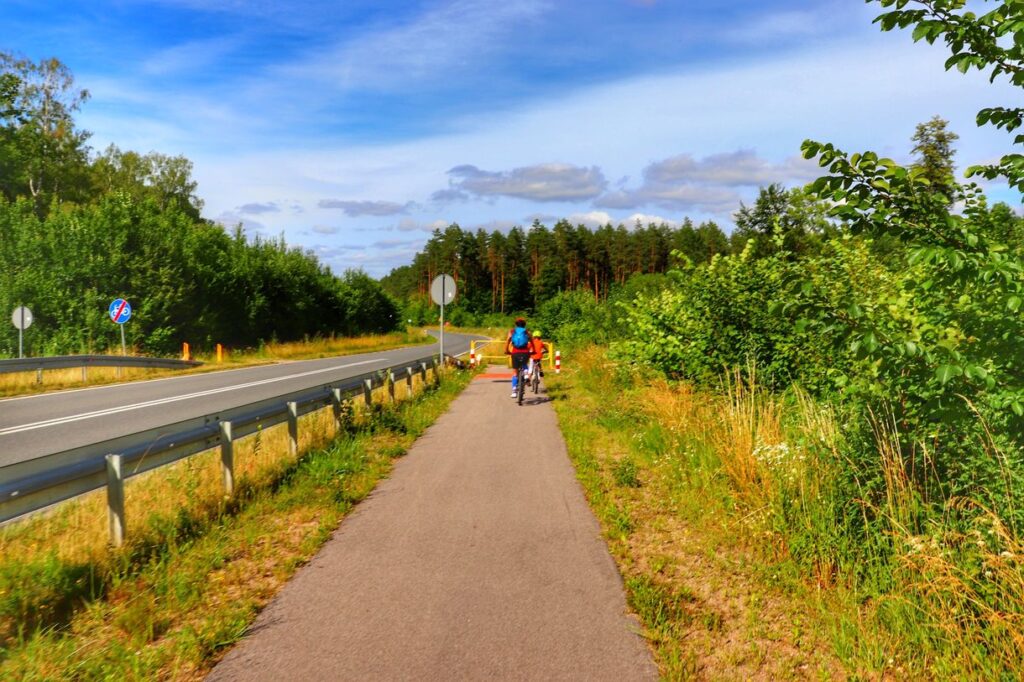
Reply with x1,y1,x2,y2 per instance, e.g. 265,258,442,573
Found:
526,331,546,383
505,317,533,398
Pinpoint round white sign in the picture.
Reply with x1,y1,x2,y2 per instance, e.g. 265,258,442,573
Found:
11,306,33,330
430,274,456,306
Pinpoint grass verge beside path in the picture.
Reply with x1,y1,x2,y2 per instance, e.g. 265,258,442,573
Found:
0,366,473,680
0,329,431,398
547,348,843,680
550,348,1024,679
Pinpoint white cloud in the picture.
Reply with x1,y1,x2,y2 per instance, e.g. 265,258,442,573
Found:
214,211,266,237
624,213,682,228
643,151,818,187
318,199,417,216
237,202,280,215
396,218,450,233
446,163,607,202
593,150,816,214
565,211,614,229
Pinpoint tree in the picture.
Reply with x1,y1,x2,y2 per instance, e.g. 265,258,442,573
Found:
0,53,91,210
91,145,204,220
794,1,1024,506
911,115,959,195
732,184,833,257
874,0,1024,194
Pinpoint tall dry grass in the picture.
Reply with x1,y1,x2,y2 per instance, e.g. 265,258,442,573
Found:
0,370,430,647
605,349,1024,675
0,372,423,564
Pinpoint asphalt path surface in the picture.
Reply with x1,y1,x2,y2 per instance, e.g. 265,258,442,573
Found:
0,332,478,469
208,367,657,681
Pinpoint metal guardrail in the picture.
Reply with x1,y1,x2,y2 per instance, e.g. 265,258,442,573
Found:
0,354,202,375
0,354,442,540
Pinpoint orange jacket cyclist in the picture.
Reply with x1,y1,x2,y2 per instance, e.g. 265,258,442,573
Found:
527,331,546,380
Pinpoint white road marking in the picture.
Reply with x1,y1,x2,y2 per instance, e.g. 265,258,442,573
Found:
0,358,386,436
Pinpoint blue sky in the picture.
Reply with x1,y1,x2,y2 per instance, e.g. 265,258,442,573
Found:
1,0,1019,275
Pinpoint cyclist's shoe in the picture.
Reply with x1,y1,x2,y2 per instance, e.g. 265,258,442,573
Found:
510,391,517,398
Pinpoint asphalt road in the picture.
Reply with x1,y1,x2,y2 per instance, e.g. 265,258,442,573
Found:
0,332,478,469
208,368,657,681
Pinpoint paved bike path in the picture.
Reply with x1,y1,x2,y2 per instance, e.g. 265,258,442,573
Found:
208,368,656,681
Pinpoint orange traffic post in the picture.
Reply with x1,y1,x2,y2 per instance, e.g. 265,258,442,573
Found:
216,343,223,363
182,342,190,361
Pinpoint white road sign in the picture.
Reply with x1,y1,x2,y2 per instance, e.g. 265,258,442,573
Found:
11,306,32,330
430,274,456,306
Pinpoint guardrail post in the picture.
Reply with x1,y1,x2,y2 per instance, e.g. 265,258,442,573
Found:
420,362,427,384
363,378,373,407
36,368,42,384
388,371,396,402
82,366,87,383
220,420,235,496
287,401,299,456
431,359,439,383
331,388,344,431
106,454,126,547
406,367,414,395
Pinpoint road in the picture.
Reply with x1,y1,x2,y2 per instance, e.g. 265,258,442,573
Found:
207,368,657,680
0,332,478,469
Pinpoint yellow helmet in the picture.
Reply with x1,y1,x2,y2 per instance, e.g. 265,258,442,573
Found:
532,330,541,338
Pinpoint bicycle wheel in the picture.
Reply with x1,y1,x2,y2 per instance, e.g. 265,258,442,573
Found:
517,368,525,405
532,366,540,393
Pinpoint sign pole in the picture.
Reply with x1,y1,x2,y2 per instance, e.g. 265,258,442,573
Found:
429,274,456,368
120,323,126,356
18,307,23,359
440,277,445,364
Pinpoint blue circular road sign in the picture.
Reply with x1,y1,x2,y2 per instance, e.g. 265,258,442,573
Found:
109,298,132,324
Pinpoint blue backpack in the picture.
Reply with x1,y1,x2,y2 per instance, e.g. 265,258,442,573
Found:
510,327,530,350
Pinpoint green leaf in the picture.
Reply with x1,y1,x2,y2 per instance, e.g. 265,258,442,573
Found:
935,364,963,384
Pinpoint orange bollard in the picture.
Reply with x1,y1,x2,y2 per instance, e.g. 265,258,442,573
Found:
182,342,190,361
216,343,223,363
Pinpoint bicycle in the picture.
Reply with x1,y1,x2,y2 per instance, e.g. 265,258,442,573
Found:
511,353,530,406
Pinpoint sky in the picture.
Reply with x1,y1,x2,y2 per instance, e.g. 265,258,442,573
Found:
1,0,1019,276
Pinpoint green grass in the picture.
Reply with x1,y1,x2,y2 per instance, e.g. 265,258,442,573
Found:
0,367,473,680
548,346,1024,680
547,347,845,680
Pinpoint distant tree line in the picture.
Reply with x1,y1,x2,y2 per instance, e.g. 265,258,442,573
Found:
0,52,398,356
381,183,836,325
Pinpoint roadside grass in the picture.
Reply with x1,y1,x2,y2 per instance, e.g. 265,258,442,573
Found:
0,328,431,398
0,365,472,680
547,347,842,680
548,347,1024,679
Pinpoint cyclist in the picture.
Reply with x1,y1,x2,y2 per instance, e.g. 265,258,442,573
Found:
526,331,546,384
505,317,533,398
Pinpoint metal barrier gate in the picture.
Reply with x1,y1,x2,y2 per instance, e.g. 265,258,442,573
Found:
469,339,559,371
